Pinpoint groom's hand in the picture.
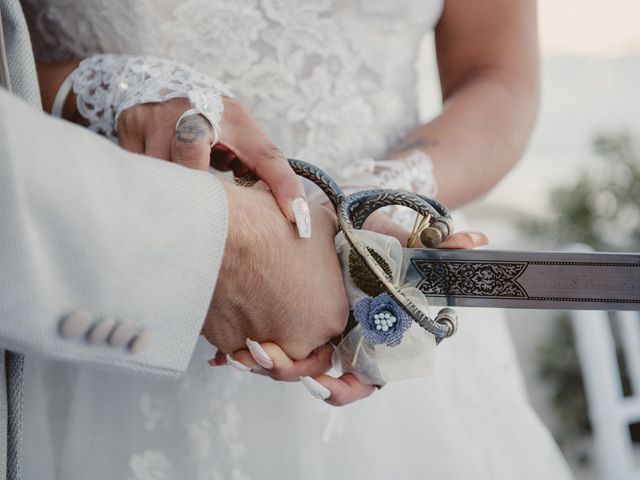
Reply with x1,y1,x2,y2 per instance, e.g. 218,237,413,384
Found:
201,183,349,359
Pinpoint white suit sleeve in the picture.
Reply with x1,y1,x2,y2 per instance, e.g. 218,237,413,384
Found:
0,90,228,377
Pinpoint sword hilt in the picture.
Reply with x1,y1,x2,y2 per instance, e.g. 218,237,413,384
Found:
287,158,458,341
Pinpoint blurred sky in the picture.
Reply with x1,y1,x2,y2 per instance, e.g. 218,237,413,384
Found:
539,0,640,56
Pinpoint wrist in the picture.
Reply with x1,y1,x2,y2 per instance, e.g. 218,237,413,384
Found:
202,183,288,345
332,151,438,199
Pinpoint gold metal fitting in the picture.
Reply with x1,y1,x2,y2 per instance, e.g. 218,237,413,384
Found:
420,218,454,247
420,226,442,247
434,307,458,336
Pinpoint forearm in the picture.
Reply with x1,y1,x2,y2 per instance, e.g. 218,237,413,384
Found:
387,0,539,209
391,67,539,209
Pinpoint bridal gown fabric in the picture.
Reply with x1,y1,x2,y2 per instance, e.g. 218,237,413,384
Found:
21,1,573,479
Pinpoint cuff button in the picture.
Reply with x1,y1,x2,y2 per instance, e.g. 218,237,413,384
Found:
109,321,137,347
129,329,152,354
60,309,92,338
88,317,116,344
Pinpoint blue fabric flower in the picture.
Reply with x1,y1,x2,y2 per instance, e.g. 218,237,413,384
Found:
354,293,412,347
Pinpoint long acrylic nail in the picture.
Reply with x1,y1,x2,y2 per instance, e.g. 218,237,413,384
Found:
290,197,311,239
300,376,331,400
226,354,251,372
246,339,274,369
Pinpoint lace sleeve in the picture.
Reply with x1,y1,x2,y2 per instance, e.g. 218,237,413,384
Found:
305,151,438,226
56,54,233,140
308,150,438,203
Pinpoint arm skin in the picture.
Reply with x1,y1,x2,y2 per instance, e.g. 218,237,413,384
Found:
390,0,539,209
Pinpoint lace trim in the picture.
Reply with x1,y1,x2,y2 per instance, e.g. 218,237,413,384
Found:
68,54,233,140
331,150,438,198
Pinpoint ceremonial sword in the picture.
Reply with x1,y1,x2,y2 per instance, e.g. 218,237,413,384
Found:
287,159,640,340
402,248,639,312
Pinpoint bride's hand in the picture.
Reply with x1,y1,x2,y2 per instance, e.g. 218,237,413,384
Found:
38,58,307,227
117,96,309,231
361,209,489,249
215,343,375,407
215,214,488,406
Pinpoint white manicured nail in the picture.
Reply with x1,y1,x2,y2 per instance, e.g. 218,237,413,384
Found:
246,339,274,369
301,376,331,400
226,354,251,372
291,197,311,239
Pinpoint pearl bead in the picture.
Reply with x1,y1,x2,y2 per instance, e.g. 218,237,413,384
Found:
382,325,388,331
376,325,382,330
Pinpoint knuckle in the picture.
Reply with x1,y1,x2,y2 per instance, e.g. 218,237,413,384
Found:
222,97,248,119
117,107,139,133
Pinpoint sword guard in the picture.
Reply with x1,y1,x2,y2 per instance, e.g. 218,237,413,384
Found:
288,158,458,342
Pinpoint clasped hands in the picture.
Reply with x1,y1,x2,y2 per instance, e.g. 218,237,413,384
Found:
117,96,488,406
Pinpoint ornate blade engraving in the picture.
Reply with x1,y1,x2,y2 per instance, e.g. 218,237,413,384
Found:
402,249,640,311
412,261,528,299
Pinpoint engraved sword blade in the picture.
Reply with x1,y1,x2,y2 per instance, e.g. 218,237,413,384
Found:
402,249,640,311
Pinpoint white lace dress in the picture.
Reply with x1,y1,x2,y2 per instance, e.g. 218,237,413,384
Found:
21,1,573,479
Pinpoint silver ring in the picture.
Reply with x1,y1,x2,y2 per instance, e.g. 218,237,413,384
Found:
175,108,220,147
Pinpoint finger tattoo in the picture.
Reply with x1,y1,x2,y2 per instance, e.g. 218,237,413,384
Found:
175,114,211,143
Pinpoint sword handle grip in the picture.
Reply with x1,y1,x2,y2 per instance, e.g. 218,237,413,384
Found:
287,158,458,341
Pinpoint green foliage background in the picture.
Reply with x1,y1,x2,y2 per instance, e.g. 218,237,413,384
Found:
522,133,640,252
